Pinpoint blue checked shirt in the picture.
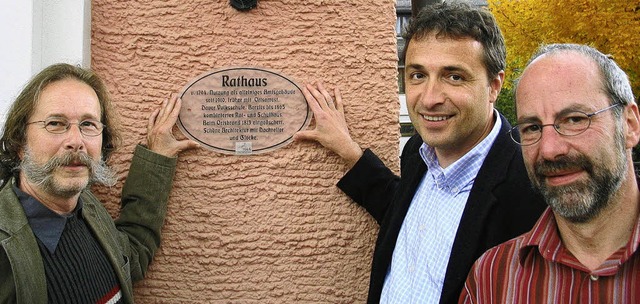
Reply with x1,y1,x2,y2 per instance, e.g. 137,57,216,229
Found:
380,114,502,303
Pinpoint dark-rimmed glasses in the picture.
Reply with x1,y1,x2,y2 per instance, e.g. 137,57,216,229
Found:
509,102,622,146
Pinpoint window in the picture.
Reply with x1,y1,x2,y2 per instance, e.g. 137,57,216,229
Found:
397,1,415,151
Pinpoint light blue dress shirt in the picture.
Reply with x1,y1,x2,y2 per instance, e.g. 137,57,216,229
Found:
380,113,502,303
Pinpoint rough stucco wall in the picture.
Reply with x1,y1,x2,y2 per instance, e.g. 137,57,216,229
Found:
91,0,399,302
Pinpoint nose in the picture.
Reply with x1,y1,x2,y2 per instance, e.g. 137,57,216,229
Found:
536,125,569,160
417,79,445,108
64,124,86,152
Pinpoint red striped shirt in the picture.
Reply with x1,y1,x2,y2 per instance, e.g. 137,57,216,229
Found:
460,208,640,304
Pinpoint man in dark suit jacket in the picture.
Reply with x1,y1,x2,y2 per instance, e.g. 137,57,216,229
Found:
295,3,546,304
336,119,545,303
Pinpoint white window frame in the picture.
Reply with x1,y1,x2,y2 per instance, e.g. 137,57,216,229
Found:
0,0,90,127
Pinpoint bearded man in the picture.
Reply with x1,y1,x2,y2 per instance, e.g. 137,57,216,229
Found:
460,44,640,303
0,63,198,303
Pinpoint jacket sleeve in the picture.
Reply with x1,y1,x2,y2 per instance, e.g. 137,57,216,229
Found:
114,144,178,281
336,148,400,224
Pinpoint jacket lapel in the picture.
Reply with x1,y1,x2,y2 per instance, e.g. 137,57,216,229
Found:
374,134,428,283
440,114,517,303
81,192,134,303
0,179,47,303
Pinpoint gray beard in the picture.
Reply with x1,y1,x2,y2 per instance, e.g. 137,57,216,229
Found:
19,149,116,198
530,132,627,223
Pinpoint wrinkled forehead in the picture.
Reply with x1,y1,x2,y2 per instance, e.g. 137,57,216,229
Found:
516,53,607,120
32,78,102,120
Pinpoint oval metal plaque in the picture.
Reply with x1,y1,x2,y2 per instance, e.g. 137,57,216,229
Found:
178,67,311,155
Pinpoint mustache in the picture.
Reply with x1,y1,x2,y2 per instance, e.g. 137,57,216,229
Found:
534,154,593,178
46,151,93,169
19,150,117,187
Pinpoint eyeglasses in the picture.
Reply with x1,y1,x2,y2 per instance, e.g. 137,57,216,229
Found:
509,102,622,146
27,117,105,137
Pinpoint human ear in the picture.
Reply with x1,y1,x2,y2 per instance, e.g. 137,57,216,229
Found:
489,71,505,104
623,102,640,148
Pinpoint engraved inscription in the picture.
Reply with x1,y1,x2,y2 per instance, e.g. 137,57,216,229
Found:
177,67,311,155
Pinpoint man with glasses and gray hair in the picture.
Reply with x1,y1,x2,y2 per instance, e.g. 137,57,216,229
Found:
460,43,640,303
0,63,199,303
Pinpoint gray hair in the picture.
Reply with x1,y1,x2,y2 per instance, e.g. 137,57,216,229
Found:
514,44,635,118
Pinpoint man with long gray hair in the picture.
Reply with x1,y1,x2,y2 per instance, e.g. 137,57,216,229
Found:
0,63,198,303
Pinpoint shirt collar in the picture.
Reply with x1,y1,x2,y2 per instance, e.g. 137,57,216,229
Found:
13,183,84,254
519,206,640,274
418,110,502,194
518,208,561,263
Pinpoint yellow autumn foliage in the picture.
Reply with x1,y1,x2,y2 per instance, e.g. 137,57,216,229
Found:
489,0,640,98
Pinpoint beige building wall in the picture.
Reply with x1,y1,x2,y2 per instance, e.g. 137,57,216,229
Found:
91,0,399,302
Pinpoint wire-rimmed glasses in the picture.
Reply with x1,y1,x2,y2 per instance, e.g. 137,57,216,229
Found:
509,102,622,146
27,117,105,137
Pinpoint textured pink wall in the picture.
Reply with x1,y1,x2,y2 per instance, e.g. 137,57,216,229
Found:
91,0,399,302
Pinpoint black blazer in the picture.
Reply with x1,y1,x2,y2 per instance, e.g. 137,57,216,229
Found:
337,114,546,304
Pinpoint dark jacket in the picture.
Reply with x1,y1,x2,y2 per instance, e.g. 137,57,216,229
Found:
0,145,178,304
337,114,547,304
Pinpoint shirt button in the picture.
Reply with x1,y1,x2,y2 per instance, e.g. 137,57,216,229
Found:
590,274,599,281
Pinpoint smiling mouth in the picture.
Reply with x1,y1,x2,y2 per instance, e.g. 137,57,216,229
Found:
539,168,586,187
423,115,451,122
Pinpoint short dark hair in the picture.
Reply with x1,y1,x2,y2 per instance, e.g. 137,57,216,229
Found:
402,2,506,79
0,63,121,182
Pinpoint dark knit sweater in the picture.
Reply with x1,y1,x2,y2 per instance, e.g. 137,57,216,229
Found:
36,211,123,304
28,205,121,303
